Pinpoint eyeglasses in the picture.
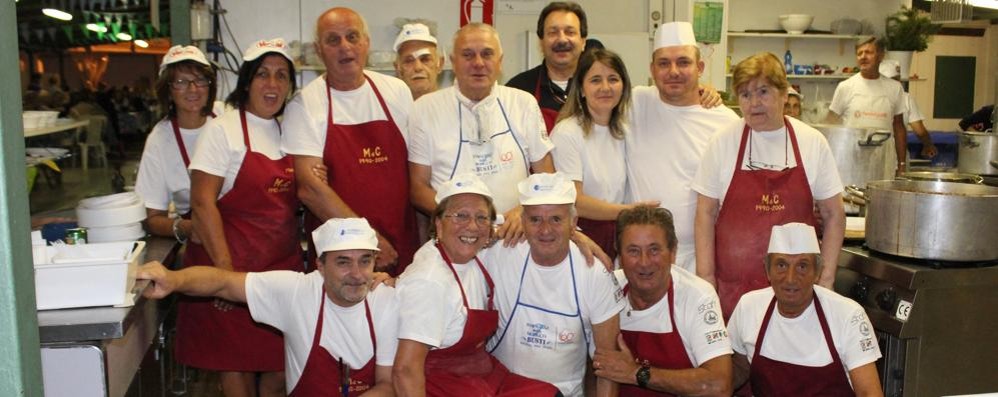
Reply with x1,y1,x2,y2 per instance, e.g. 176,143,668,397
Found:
442,212,491,226
170,78,211,90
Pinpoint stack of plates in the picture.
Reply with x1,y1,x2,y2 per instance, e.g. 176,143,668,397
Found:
76,192,148,242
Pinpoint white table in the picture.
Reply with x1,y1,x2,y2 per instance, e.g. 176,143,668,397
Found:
24,119,89,138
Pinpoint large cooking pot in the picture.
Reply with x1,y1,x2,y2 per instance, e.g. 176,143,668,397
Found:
958,131,998,176
815,124,894,188
865,180,998,261
898,171,984,184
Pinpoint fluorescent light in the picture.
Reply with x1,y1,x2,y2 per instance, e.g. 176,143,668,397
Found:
968,0,998,10
134,39,149,48
116,33,132,41
85,23,107,33
42,8,73,21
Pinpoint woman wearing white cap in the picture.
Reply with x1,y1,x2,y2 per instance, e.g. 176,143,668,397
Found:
550,48,658,259
394,173,559,396
180,38,300,397
135,45,222,242
728,223,882,396
692,52,845,321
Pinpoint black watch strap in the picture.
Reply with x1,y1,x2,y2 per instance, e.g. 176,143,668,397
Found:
635,361,651,388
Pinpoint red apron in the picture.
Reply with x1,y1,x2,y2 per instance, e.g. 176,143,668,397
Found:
620,281,695,396
749,295,855,396
170,112,217,169
577,218,617,260
533,76,559,134
304,75,417,276
177,109,301,371
424,244,558,397
714,119,817,321
289,287,377,397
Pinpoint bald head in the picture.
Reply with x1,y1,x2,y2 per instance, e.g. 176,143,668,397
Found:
314,7,371,90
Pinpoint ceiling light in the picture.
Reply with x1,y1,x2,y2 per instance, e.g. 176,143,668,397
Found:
85,23,107,33
116,33,132,41
968,0,998,10
134,39,149,48
42,8,73,21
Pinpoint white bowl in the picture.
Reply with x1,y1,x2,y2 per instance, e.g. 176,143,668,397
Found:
780,14,814,35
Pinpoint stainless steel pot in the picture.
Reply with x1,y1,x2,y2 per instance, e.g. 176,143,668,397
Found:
958,131,998,176
815,124,894,188
865,180,998,261
898,171,984,184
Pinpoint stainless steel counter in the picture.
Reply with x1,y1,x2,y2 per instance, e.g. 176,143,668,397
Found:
37,236,178,343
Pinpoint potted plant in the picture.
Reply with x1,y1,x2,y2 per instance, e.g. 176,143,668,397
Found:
882,6,941,79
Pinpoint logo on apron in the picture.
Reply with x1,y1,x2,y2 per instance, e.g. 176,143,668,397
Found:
755,193,786,212
268,177,293,193
359,146,389,164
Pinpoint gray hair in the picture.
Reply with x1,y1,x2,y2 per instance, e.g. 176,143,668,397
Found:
763,253,824,275
452,22,503,57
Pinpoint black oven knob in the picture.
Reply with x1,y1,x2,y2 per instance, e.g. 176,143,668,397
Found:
877,288,897,311
851,281,869,302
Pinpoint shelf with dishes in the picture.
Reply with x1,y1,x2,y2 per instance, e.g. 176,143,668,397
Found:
727,31,864,55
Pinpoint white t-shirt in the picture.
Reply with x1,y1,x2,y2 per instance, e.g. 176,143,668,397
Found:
396,241,489,349
626,86,740,271
281,71,413,157
614,266,733,366
246,270,400,392
829,74,905,130
691,116,843,204
903,92,924,125
728,286,881,375
189,110,286,198
407,84,553,213
481,242,625,396
135,102,225,213
550,116,627,205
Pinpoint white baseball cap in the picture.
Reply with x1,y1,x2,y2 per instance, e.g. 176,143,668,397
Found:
394,23,437,52
312,218,380,254
435,173,493,204
879,59,900,79
654,22,697,51
160,45,210,75
518,173,577,206
788,86,803,100
767,223,820,255
242,38,293,63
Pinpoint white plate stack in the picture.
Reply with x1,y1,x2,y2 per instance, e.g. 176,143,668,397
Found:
76,192,148,243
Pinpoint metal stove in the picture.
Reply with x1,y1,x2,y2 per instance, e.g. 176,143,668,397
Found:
834,245,998,397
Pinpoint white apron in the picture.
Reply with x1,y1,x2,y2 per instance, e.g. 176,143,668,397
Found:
843,92,900,177
451,98,529,213
489,254,589,397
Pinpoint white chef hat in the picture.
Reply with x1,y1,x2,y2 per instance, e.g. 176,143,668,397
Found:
435,173,493,204
788,86,803,100
243,38,293,63
518,173,576,206
879,59,900,79
394,23,438,52
767,223,820,255
654,22,697,51
312,218,380,254
160,45,211,75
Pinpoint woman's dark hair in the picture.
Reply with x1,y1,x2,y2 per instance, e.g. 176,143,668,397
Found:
155,60,218,119
225,53,297,116
556,48,631,139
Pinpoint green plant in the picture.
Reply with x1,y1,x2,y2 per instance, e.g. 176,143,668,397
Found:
883,7,941,52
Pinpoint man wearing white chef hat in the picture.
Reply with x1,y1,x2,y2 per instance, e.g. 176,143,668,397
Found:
626,21,739,274
408,23,555,247
137,217,399,396
728,223,883,396
879,60,938,159
480,172,624,396
393,22,445,100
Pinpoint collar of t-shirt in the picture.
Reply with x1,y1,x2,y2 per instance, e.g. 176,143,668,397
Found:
455,82,499,112
551,79,569,91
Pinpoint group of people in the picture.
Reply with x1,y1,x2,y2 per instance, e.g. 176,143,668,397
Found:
131,1,892,396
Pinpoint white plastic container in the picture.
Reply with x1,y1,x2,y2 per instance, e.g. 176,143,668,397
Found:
34,241,146,310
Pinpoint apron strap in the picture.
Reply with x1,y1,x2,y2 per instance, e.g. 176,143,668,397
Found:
364,299,376,355
325,74,396,127
812,294,843,368
239,108,253,151
170,117,192,168
785,117,806,167
435,242,497,312
753,296,779,359
734,123,752,174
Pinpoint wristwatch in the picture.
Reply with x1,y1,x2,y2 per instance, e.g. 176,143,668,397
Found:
172,218,187,244
635,360,651,388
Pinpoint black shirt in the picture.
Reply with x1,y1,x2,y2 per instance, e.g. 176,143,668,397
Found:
506,62,573,114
